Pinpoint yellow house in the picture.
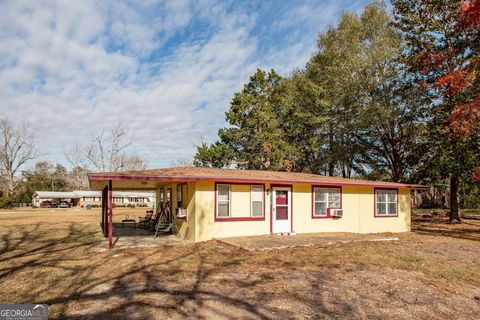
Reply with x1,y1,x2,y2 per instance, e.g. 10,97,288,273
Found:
88,167,426,245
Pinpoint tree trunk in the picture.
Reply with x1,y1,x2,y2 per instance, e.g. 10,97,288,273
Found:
5,174,15,197
328,122,334,176
449,176,461,223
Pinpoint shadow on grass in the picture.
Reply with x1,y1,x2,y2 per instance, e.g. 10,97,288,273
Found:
412,216,480,242
0,221,356,319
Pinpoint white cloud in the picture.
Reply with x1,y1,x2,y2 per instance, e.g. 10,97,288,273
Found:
0,0,371,169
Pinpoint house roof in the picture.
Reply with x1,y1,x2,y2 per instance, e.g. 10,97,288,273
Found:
34,191,79,199
73,191,155,198
88,167,427,189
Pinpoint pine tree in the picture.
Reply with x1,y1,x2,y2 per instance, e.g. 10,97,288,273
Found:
194,69,300,171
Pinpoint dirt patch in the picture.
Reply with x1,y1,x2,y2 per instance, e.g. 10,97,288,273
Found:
218,233,399,251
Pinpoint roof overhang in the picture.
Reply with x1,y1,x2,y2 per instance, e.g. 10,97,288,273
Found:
88,173,428,190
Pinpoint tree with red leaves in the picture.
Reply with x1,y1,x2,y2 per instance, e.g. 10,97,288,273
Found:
393,0,480,223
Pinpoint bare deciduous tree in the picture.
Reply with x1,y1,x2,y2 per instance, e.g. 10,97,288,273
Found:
171,157,193,167
0,117,37,196
64,144,90,189
65,124,147,181
86,124,147,171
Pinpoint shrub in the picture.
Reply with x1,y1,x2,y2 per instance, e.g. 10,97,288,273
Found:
0,196,16,209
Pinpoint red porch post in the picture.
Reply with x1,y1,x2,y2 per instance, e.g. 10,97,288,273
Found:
103,186,108,238
108,180,113,249
101,186,105,236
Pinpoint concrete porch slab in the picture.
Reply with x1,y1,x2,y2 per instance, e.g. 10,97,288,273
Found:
100,223,188,248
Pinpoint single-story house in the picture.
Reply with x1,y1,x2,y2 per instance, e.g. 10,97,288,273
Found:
32,191,80,207
32,190,155,207
88,167,426,247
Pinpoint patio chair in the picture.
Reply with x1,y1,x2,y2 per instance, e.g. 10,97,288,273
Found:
138,206,156,228
138,211,153,228
147,203,165,231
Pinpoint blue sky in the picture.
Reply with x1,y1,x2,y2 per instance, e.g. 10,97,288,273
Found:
0,0,372,169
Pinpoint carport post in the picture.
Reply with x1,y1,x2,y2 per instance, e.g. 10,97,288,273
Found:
108,180,113,249
101,186,105,235
103,186,108,238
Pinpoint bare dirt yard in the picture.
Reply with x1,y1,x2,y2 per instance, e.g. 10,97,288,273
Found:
0,207,479,319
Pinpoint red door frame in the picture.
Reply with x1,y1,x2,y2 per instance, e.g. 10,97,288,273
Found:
270,184,293,234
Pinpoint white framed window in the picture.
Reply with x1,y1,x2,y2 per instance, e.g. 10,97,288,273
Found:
313,187,341,217
113,197,123,203
251,185,264,217
177,184,187,209
159,188,164,203
177,185,182,208
375,189,397,216
216,184,231,218
166,188,172,209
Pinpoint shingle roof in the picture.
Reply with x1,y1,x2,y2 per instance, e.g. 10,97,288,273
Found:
34,191,79,199
88,167,427,189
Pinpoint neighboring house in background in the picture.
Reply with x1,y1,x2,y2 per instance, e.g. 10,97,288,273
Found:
32,191,155,207
32,191,80,207
88,167,427,243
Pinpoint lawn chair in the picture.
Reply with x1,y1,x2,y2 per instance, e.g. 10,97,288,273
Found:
146,203,164,231
138,201,162,230
138,211,154,228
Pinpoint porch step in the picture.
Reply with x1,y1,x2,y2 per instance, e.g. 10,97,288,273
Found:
276,231,296,236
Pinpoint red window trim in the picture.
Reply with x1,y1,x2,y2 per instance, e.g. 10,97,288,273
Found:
250,185,265,218
214,182,266,222
270,184,293,234
374,188,399,218
311,185,342,219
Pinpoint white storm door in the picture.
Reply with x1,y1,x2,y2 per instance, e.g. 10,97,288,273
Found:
272,187,291,233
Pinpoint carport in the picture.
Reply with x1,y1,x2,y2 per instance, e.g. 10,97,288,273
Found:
32,191,80,207
88,172,180,249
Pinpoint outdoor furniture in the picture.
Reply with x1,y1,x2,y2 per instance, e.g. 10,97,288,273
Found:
138,211,153,228
122,216,136,229
147,203,164,231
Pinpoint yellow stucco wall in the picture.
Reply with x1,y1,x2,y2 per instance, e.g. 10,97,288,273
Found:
191,181,411,242
195,181,271,241
358,187,411,233
292,185,411,234
155,182,196,241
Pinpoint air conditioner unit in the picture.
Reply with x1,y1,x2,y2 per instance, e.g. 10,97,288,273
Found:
176,207,187,218
330,209,343,218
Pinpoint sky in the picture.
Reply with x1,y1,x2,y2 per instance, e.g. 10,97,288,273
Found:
0,0,372,169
